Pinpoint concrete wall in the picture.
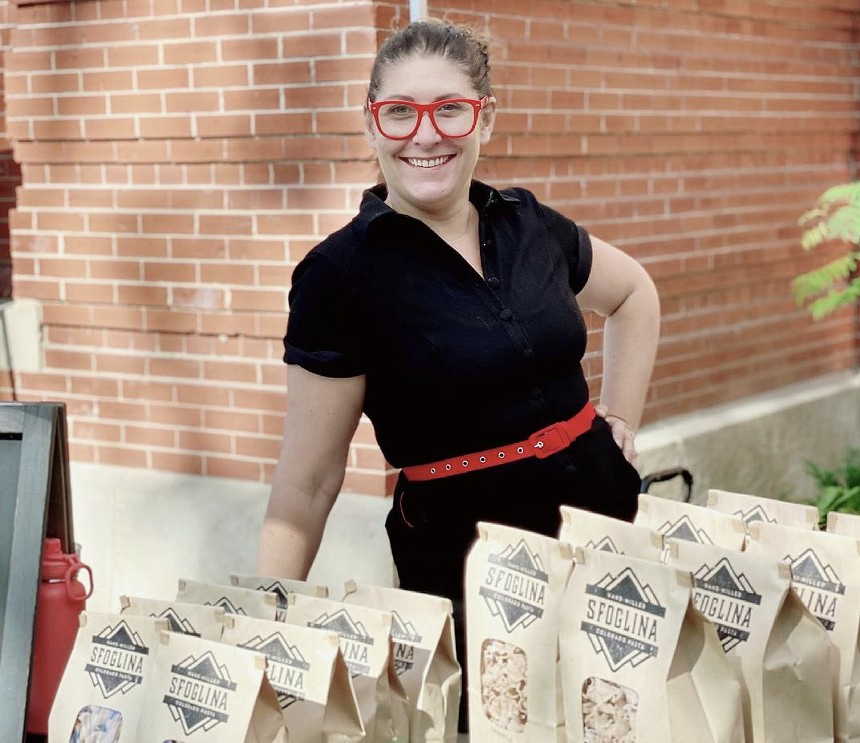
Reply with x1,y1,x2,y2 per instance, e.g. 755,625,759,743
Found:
74,369,860,613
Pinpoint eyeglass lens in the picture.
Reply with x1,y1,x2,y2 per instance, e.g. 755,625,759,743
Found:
376,101,478,138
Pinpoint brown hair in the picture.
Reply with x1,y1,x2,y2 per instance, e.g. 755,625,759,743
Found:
367,19,492,102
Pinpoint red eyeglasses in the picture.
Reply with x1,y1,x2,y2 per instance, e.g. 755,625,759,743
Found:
367,96,489,140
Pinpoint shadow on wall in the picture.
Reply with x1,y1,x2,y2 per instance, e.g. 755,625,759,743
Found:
0,150,22,300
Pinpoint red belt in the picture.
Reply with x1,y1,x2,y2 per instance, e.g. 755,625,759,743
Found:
401,402,596,482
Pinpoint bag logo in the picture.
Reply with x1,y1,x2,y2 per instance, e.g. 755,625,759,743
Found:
206,597,246,615
164,650,236,735
787,548,845,631
581,568,666,671
692,557,762,651
480,539,549,633
658,515,713,544
735,505,776,525
310,609,374,676
585,536,621,554
85,620,150,698
153,608,201,637
240,632,310,709
390,610,422,676
256,581,289,611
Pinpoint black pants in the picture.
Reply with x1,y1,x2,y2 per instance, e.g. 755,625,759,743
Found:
385,415,641,731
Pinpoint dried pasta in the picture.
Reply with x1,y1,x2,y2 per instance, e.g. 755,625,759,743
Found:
480,639,528,732
581,677,638,743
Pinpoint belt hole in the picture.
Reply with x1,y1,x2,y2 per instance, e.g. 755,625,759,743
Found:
445,464,452,470
498,452,505,459
517,446,524,454
462,460,469,467
430,467,436,474
479,456,486,463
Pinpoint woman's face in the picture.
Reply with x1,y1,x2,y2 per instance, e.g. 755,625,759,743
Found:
366,54,496,217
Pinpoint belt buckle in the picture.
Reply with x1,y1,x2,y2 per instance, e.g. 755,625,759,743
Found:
529,423,571,459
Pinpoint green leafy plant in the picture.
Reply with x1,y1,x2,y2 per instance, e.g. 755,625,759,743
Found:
804,447,860,529
793,182,860,320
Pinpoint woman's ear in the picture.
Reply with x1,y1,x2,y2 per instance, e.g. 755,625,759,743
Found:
364,107,378,147
479,96,497,145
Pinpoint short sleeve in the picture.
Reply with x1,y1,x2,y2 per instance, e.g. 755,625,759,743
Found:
538,203,594,294
283,251,365,378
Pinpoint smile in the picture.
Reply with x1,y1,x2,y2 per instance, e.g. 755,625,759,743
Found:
403,155,454,168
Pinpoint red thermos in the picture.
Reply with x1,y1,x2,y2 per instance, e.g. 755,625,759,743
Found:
26,538,93,735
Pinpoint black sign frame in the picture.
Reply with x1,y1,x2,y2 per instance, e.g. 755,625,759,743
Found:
0,402,74,743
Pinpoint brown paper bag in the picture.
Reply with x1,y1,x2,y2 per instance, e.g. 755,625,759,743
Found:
176,578,278,620
666,538,834,742
284,592,410,742
120,595,226,640
464,521,575,740
221,613,365,742
707,488,819,530
827,510,860,537
559,547,745,743
745,521,860,742
137,629,286,742
635,492,746,549
230,573,329,621
48,611,167,743
342,581,461,742
559,504,664,561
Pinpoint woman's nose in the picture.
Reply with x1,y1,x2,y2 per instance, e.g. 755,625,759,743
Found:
412,110,441,144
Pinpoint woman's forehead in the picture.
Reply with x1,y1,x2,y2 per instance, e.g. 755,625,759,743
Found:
375,54,475,99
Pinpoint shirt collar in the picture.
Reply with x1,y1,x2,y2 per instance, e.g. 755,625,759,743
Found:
355,180,519,239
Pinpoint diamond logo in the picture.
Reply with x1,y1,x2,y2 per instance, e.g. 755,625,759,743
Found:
164,651,236,735
581,568,665,672
85,621,149,698
787,548,845,631
692,557,761,652
310,609,374,676
736,505,776,525
479,540,549,633
659,515,713,544
240,632,310,709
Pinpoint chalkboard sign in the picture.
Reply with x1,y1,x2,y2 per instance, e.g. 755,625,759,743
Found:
0,402,74,743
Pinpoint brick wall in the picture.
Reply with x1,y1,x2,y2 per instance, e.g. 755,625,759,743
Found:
0,0,21,302
1,0,858,496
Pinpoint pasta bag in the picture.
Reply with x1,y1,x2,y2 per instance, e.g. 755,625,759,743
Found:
48,611,167,743
707,488,819,530
559,504,664,561
745,521,860,742
342,581,461,742
666,538,834,742
559,547,746,743
137,629,286,743
176,578,278,620
283,592,410,742
464,521,575,741
120,595,226,640
221,613,365,742
635,492,746,550
230,573,329,621
827,510,860,538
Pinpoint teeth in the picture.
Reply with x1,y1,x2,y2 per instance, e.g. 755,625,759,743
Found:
406,156,451,168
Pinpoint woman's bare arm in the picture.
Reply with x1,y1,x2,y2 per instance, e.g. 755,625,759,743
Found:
577,235,660,460
257,364,366,579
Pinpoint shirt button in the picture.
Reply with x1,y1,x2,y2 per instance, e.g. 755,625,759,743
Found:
565,465,577,475
529,387,542,400
499,308,513,320
523,348,534,360
487,277,501,290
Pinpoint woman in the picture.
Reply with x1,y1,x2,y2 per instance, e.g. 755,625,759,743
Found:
258,17,659,728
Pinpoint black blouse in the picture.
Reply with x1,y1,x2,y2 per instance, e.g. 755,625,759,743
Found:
284,180,594,470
